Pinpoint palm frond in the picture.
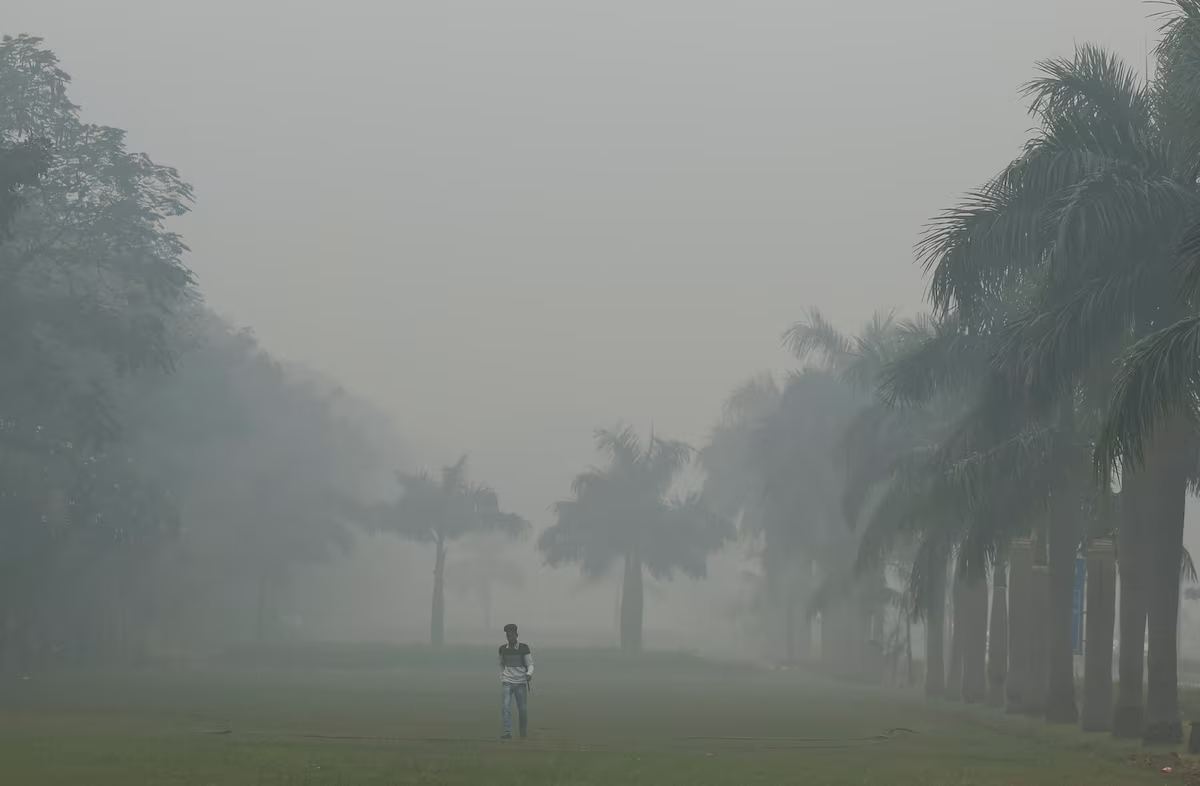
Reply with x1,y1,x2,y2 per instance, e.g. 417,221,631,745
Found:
647,436,693,490
842,311,899,390
943,424,1059,513
1176,218,1200,299
879,317,992,406
546,424,720,582
539,499,618,578
1023,44,1149,132
994,265,1147,399
470,484,531,538
919,178,1046,321
839,402,936,527
719,373,779,423
1095,315,1200,475
782,308,854,368
852,462,928,577
839,405,897,527
643,491,733,581
923,43,1161,328
569,467,607,498
1048,167,1195,273
1155,1,1200,164
594,425,642,470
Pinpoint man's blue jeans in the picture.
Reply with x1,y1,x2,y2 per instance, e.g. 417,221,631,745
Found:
501,682,528,737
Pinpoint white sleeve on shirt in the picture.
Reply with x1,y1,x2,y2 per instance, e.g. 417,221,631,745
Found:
524,652,534,678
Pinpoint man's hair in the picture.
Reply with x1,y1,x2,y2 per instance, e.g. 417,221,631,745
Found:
503,623,518,634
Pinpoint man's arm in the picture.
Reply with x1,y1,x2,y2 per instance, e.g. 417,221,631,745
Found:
523,647,534,681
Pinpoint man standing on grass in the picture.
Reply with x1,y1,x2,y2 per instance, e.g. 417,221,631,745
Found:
499,623,533,739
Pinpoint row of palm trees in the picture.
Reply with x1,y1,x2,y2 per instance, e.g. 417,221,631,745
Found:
702,0,1200,745
363,430,731,652
360,1,1200,747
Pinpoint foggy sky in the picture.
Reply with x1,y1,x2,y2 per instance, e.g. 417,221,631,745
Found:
3,2,1155,635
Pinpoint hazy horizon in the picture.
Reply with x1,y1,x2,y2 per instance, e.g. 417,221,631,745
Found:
3,1,1162,647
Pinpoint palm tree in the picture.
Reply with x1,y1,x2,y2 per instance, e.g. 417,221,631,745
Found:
373,457,528,646
701,370,865,664
785,311,1003,696
748,367,877,673
917,15,1200,737
781,310,973,687
540,426,730,652
700,375,806,660
861,304,1089,712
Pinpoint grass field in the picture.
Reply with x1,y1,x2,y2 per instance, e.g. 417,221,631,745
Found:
0,646,1173,785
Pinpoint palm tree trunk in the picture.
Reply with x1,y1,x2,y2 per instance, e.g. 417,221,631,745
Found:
1006,538,1033,713
906,612,914,687
430,535,446,647
1132,421,1192,745
1114,478,1148,738
613,579,621,644
869,606,886,685
962,573,989,704
924,557,946,698
823,604,858,678
786,559,813,663
1143,438,1190,744
1082,539,1116,732
858,605,873,681
1024,564,1051,716
784,594,798,662
794,602,812,663
947,572,965,700
844,604,867,680
987,559,1009,708
620,550,644,652
1144,515,1185,744
1045,496,1080,724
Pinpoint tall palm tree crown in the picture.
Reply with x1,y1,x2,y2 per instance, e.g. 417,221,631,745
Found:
540,426,730,651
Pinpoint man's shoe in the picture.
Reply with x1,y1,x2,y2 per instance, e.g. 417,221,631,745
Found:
500,734,512,740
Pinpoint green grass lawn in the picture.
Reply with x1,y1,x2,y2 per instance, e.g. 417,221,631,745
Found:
0,646,1172,785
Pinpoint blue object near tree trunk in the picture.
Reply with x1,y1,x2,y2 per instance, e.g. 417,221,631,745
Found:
1072,556,1085,656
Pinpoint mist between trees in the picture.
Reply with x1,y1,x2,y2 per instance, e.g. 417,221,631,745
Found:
7,1,1200,750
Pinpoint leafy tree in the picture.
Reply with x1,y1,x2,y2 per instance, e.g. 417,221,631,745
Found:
370,457,528,646
0,35,194,425
0,139,46,233
0,35,194,666
541,426,730,652
29,310,390,656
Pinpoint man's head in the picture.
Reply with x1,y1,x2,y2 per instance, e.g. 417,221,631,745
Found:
504,623,518,645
